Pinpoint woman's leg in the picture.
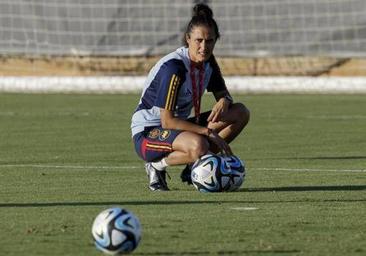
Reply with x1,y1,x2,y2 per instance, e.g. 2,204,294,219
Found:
140,129,209,191
164,131,209,166
179,102,250,184
208,102,250,153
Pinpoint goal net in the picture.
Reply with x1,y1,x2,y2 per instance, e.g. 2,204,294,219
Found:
1,0,366,93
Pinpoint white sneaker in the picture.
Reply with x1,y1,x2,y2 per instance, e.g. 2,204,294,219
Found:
145,163,169,191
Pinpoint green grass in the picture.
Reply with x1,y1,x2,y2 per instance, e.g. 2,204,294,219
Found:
0,93,365,256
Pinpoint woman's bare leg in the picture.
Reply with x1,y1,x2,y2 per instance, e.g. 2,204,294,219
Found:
208,102,250,153
163,131,209,166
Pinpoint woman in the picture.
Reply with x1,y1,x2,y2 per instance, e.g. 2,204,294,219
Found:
131,3,250,191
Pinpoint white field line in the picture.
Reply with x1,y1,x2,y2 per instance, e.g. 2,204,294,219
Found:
0,164,365,173
231,207,259,211
0,164,138,169
252,167,366,173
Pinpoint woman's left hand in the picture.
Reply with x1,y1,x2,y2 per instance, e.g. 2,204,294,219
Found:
207,97,231,123
207,129,233,156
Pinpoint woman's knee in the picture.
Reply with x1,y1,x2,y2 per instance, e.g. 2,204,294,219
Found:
188,136,209,160
232,102,250,126
173,132,209,162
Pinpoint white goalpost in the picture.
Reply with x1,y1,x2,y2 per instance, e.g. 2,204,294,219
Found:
1,0,366,93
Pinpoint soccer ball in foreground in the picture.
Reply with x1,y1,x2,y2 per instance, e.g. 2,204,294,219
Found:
223,155,246,191
191,154,232,192
92,207,141,255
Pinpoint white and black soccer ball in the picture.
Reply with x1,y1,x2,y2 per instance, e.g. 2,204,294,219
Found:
223,155,246,191
191,154,232,192
92,207,141,255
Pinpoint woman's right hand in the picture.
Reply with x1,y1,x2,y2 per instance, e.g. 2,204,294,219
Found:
207,129,233,156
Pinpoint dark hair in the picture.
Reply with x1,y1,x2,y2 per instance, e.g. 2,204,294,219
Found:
183,4,220,46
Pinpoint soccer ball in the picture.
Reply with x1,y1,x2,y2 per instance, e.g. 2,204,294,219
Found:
223,155,246,191
191,154,232,192
92,207,141,255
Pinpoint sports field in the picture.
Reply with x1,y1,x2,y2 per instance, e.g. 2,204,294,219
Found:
0,93,365,255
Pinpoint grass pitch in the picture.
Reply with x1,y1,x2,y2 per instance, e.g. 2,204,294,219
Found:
0,93,365,256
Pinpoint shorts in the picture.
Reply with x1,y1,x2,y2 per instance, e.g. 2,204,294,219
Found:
133,111,211,162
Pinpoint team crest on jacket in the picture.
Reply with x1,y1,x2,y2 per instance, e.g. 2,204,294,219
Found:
159,130,171,141
148,128,161,139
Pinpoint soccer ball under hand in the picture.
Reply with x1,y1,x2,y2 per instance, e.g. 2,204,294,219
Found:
191,154,246,192
191,154,232,192
92,207,141,255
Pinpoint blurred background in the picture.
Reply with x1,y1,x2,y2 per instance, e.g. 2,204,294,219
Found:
1,0,366,93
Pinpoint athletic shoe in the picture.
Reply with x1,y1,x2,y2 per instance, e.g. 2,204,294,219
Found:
180,164,193,185
145,163,169,191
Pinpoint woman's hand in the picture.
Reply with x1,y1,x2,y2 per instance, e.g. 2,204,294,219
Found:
207,129,232,156
207,97,231,123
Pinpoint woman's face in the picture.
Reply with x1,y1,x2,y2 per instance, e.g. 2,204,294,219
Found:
186,25,217,65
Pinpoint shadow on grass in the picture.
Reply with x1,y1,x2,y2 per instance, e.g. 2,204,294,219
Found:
1,194,365,208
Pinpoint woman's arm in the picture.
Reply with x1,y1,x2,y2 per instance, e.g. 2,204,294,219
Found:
160,108,209,136
160,108,232,155
207,89,233,123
